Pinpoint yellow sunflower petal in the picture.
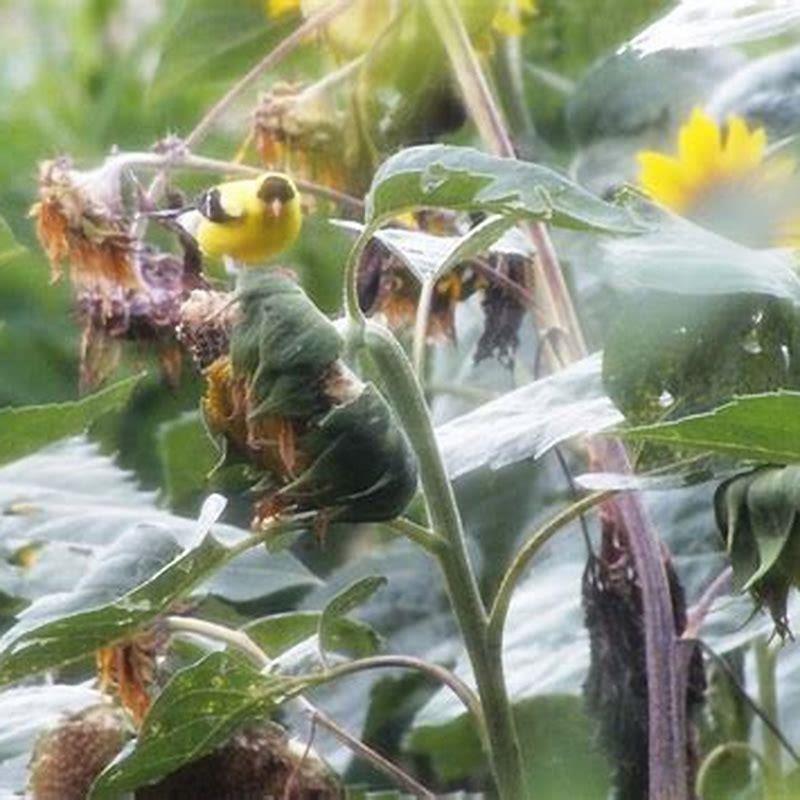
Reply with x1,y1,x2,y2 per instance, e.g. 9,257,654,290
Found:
267,0,301,17
637,151,692,211
722,116,766,176
678,108,723,185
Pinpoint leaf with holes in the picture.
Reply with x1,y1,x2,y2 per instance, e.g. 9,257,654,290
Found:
366,145,643,233
0,502,231,684
88,651,320,798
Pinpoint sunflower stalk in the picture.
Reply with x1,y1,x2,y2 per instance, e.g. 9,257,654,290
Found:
423,0,690,798
354,317,527,800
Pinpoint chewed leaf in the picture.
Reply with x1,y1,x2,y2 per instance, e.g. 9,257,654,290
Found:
88,652,320,798
366,145,644,234
0,527,231,684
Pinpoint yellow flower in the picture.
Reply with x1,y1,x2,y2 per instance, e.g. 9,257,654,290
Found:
638,108,772,213
492,0,537,37
266,0,301,17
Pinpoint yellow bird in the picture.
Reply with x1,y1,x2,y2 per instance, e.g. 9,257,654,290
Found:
194,173,302,265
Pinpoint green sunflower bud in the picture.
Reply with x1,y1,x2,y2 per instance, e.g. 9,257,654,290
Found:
715,465,800,636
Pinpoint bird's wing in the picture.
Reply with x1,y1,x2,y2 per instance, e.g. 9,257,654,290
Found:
197,186,246,223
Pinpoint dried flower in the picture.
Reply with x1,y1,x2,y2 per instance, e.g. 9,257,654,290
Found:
28,705,129,800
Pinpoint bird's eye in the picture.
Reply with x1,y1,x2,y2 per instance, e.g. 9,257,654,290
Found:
257,175,296,204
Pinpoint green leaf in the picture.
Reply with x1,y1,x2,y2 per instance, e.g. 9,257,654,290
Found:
0,374,143,466
88,651,318,799
150,0,292,100
0,216,25,267
410,696,610,795
628,1,800,54
0,501,231,684
601,217,800,301
0,439,316,605
365,144,644,233
246,611,381,659
602,293,797,430
319,576,387,658
620,392,800,463
437,352,622,479
157,411,218,511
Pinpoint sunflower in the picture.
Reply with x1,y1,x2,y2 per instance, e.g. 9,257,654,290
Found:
638,108,799,246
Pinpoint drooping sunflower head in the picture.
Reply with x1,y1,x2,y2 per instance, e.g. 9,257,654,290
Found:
637,108,798,245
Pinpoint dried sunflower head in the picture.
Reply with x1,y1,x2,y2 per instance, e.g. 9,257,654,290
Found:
253,82,349,194
32,155,210,390
135,722,341,800
32,156,136,291
28,704,129,800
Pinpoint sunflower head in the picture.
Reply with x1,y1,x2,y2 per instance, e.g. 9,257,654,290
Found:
638,108,799,246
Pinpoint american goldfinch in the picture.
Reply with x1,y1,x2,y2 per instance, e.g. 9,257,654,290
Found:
194,173,302,265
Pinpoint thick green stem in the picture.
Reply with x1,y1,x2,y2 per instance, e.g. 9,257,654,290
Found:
364,320,526,800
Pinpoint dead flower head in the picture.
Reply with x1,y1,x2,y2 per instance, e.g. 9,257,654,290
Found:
33,156,209,390
32,157,137,291
254,82,349,194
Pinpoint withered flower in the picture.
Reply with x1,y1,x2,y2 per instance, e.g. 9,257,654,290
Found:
136,723,341,800
583,504,705,798
28,705,129,800
32,157,136,291
95,624,165,727
357,234,532,365
32,156,208,390
253,82,350,195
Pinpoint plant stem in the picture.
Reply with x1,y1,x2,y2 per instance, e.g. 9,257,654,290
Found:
165,616,435,798
364,320,526,800
426,1,689,796
487,490,613,650
97,150,363,211
412,278,435,378
145,0,356,205
756,637,783,796
695,742,767,799
320,655,484,731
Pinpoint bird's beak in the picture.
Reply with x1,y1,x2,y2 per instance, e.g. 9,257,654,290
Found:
269,198,283,218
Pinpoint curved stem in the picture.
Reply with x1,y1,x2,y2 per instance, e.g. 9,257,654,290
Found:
102,150,363,211
165,616,435,798
342,228,372,327
412,278,435,378
321,655,484,732
364,320,526,800
487,490,613,650
695,742,767,799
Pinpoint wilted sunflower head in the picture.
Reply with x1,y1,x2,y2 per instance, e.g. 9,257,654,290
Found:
637,108,799,246
253,82,348,193
32,157,137,291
